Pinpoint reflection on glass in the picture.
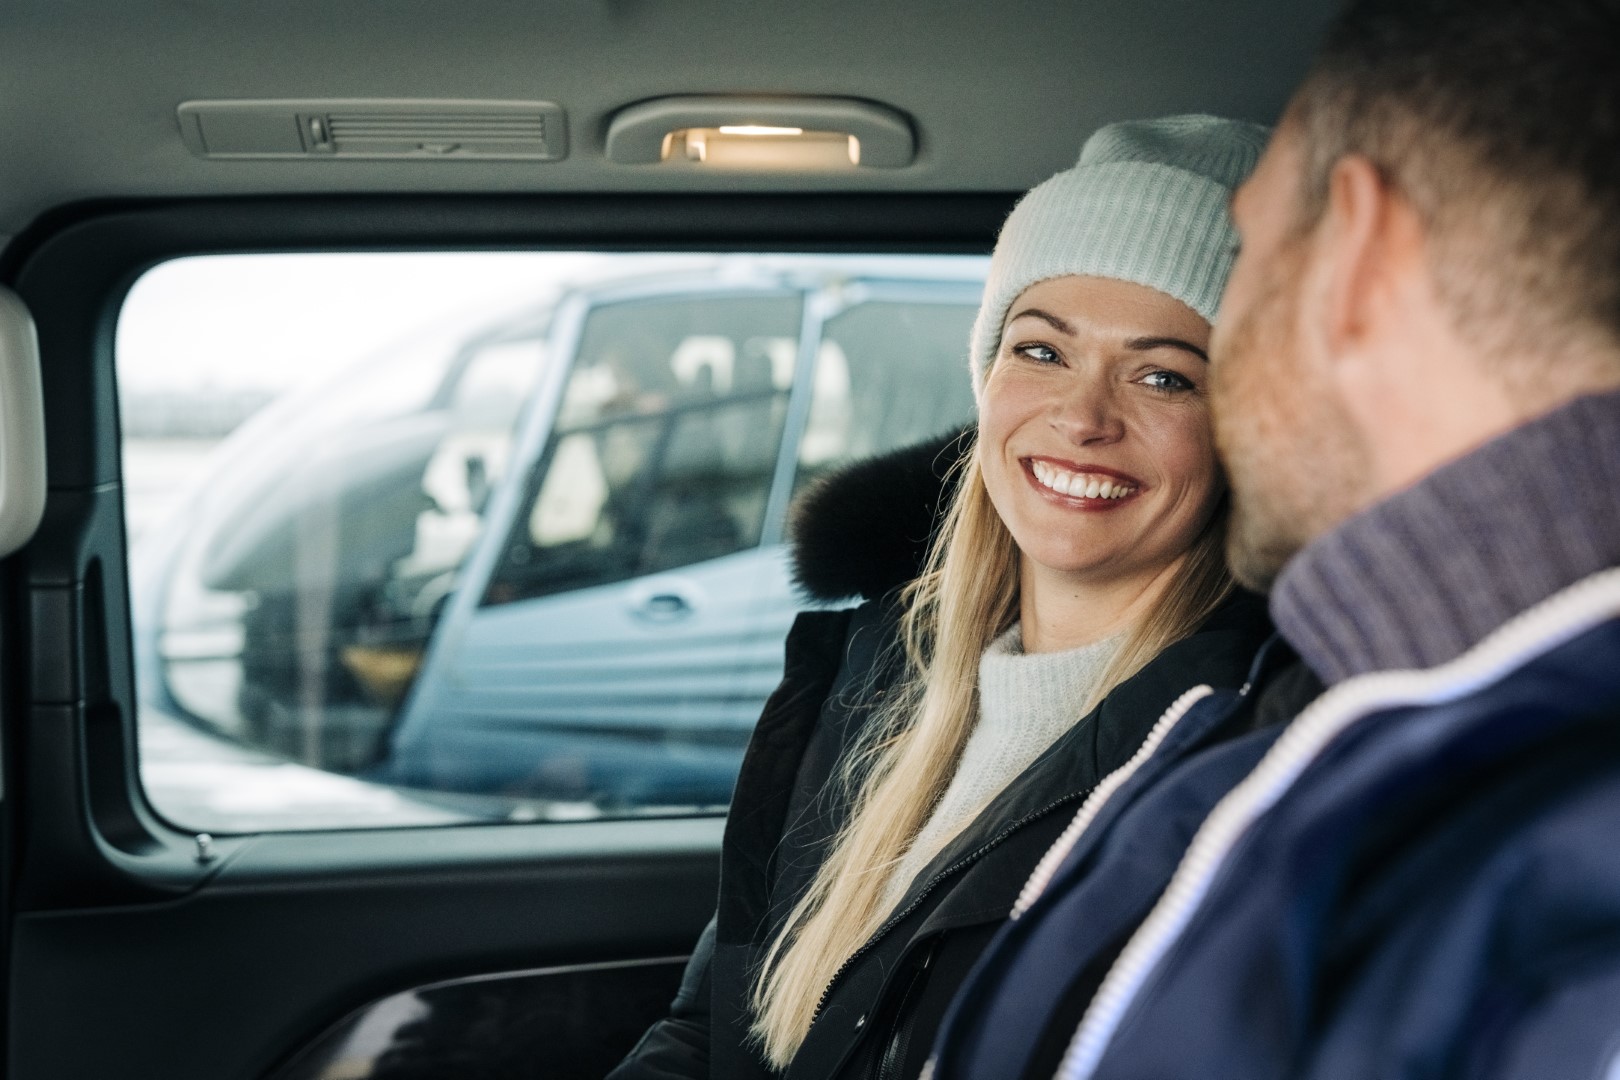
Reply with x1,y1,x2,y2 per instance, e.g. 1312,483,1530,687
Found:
492,392,791,605
498,293,800,602
795,298,980,493
121,254,987,832
160,322,549,771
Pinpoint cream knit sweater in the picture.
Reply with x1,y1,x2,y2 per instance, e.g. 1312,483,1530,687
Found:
880,623,1121,911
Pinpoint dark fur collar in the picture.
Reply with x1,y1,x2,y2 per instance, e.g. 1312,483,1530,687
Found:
788,427,973,603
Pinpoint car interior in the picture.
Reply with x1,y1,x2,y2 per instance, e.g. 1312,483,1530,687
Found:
0,2,1341,1077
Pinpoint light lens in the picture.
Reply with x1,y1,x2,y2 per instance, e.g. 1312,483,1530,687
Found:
661,128,859,169
716,125,805,137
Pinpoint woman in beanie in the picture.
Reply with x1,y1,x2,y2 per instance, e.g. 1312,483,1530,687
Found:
609,115,1272,1080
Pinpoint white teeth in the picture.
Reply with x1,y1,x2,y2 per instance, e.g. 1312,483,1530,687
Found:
1029,461,1136,500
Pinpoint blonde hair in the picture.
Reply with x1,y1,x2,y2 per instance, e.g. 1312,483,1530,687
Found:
749,434,1234,1067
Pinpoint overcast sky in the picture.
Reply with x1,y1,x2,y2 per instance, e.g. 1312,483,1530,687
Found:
117,252,621,393
115,251,989,395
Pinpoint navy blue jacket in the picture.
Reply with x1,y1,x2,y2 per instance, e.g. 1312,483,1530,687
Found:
929,569,1620,1080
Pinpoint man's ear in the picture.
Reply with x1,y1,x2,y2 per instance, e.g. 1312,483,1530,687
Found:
1318,154,1399,362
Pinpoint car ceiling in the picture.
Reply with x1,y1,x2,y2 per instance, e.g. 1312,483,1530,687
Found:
0,0,1341,244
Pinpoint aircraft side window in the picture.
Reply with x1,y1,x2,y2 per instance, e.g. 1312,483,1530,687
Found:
484,294,801,606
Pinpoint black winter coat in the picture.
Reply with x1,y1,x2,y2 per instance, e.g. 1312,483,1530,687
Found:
608,432,1273,1080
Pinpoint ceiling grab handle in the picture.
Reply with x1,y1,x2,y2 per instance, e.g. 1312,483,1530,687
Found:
0,289,47,558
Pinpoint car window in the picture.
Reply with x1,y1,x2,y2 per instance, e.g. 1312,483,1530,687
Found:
484,294,800,605
118,252,987,833
797,296,980,493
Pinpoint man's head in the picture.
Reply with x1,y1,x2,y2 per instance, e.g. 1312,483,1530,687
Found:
1211,0,1620,590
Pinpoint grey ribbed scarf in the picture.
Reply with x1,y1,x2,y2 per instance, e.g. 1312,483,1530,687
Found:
1271,385,1620,685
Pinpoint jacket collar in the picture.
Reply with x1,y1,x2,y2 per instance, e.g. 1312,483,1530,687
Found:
1272,386,1620,685
1048,570,1620,1079
878,590,1273,927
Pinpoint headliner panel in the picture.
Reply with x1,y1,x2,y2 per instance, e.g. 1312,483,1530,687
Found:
0,0,1340,235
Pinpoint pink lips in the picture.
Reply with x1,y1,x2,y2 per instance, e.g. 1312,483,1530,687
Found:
1020,456,1145,512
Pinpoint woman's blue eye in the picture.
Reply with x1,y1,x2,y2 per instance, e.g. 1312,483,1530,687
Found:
1141,370,1195,392
1015,343,1061,365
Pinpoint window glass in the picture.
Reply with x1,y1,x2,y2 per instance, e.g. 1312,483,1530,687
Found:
119,253,987,833
797,298,980,491
485,295,799,606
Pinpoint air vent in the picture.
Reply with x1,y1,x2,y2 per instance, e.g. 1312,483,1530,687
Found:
178,99,567,161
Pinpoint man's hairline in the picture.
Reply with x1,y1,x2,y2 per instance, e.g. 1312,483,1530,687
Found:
1273,72,1620,395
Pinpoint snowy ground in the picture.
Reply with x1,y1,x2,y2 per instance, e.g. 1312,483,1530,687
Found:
138,704,477,834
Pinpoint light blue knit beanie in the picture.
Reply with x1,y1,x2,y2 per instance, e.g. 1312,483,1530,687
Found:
970,114,1271,402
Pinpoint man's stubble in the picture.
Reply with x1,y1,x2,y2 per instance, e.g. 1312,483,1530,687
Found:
1212,256,1371,592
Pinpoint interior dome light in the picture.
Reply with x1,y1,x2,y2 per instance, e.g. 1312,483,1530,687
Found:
606,96,914,169
665,127,859,169
717,125,805,137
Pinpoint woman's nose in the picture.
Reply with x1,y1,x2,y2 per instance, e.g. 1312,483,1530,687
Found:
1049,383,1125,445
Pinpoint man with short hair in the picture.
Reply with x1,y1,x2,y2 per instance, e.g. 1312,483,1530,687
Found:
924,0,1620,1076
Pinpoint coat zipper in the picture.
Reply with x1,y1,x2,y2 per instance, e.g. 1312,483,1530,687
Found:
1053,568,1620,1080
914,682,1220,1080
1012,685,1216,917
814,681,1221,1028
808,788,1098,1027
875,936,938,1080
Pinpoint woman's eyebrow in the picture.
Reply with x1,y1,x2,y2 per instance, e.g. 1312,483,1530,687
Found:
1126,336,1209,363
1005,307,1075,335
1006,313,1209,363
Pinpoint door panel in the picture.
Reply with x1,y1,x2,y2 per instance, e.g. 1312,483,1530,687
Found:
269,959,689,1080
10,820,719,1080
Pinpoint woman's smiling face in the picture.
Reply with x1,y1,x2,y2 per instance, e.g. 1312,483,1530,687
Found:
979,274,1223,586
